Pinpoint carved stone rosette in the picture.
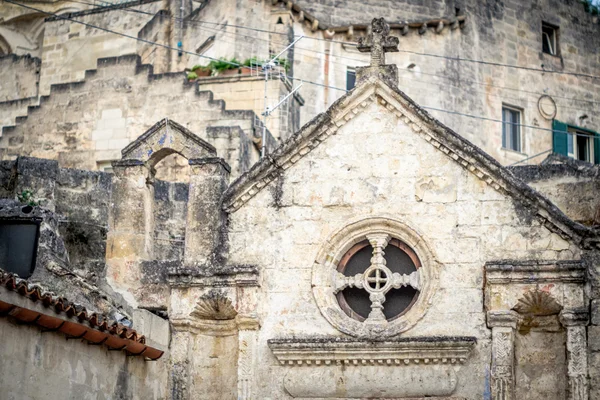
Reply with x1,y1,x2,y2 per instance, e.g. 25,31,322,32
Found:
312,216,439,338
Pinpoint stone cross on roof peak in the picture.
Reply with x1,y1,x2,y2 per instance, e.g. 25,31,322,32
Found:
357,18,399,67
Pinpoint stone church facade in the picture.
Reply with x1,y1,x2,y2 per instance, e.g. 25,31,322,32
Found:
1,19,599,399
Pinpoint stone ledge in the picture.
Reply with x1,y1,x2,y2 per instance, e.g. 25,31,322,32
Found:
267,336,476,366
485,259,585,284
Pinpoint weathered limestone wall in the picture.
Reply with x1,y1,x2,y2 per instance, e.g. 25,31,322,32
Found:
0,54,40,102
0,156,190,312
224,101,580,398
510,159,600,225
39,1,162,95
198,74,303,141
2,0,599,168
0,319,167,400
0,55,263,178
284,0,600,166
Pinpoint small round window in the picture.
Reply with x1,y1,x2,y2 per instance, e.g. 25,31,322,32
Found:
335,236,421,323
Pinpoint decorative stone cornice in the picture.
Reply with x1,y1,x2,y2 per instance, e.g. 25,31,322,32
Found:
270,0,466,36
167,264,259,288
267,336,476,366
170,314,260,336
487,310,521,329
559,308,590,327
485,260,586,284
221,75,599,248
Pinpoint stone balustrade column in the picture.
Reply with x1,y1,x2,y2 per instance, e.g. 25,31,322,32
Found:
560,309,590,400
184,158,230,267
487,310,520,400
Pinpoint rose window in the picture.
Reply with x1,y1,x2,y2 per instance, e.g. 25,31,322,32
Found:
334,234,421,323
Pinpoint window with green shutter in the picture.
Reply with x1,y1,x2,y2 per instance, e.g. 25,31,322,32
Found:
553,120,600,164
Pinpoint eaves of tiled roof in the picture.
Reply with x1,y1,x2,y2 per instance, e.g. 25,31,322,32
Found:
271,0,467,36
0,271,164,360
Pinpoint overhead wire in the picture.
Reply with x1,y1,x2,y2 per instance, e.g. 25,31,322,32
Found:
58,0,600,107
7,0,598,152
5,0,346,93
80,0,600,80
177,18,597,113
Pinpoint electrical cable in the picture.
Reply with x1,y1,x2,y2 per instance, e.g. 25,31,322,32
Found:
59,0,600,107
7,0,598,148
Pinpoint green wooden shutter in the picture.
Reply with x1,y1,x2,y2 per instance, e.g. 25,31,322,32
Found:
594,133,600,165
552,120,569,157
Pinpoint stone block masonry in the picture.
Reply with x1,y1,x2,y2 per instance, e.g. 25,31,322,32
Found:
0,54,40,102
0,54,272,180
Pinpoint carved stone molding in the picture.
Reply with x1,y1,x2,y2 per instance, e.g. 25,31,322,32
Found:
267,336,476,366
512,290,562,316
191,293,238,320
282,366,461,399
485,260,585,284
168,264,259,288
312,216,439,338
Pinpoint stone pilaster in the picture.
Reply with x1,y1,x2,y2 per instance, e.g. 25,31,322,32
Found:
237,316,260,400
487,310,520,400
560,309,590,400
106,159,154,304
184,157,230,267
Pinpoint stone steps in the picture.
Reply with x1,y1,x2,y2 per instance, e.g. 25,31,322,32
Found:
0,54,274,176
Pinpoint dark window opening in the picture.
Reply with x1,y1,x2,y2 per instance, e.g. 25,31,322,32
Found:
569,129,595,163
346,68,356,91
337,239,420,322
0,220,40,278
276,17,283,24
502,106,522,152
542,22,559,56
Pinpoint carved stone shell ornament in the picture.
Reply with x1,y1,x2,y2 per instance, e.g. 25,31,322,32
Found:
512,290,562,316
191,293,238,320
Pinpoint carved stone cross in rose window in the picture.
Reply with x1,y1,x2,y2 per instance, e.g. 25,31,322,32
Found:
334,234,421,324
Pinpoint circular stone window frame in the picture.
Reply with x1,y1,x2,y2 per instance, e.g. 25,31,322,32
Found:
312,216,439,338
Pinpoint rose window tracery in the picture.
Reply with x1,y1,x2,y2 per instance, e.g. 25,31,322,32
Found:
312,217,438,338
334,234,421,323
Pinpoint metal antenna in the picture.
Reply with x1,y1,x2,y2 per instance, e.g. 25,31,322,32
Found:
261,35,304,158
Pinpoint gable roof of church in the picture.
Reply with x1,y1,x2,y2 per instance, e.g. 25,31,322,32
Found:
222,73,600,248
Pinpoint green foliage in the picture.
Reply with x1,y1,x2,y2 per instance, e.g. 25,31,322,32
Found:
17,190,38,207
581,0,600,15
191,64,211,72
187,71,198,80
208,58,240,72
243,57,263,67
274,57,290,72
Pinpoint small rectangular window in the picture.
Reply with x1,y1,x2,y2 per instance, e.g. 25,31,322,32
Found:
568,129,595,163
97,161,114,173
502,106,522,152
0,221,40,278
346,68,356,91
542,22,559,56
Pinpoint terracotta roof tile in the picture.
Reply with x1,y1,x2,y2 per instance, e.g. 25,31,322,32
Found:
0,270,163,359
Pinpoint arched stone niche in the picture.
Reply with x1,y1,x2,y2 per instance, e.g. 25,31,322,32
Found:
485,261,588,400
121,118,216,168
106,119,222,308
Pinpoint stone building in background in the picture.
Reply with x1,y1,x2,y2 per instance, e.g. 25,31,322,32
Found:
1,18,600,399
1,0,600,178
